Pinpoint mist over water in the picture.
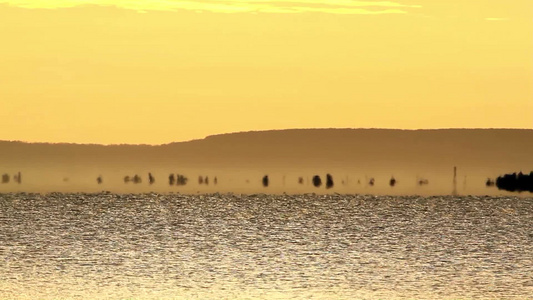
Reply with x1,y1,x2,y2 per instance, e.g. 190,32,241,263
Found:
0,167,523,196
1,193,531,299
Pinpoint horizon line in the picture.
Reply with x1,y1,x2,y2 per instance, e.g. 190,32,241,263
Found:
1,127,532,147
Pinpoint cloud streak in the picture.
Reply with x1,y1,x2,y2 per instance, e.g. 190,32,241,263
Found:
0,0,420,14
485,17,508,21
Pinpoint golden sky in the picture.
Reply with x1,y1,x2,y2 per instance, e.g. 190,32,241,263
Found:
1,0,532,144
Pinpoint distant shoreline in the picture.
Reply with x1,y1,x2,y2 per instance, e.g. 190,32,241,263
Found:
1,129,532,196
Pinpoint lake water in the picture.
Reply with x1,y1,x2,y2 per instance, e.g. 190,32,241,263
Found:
0,193,531,299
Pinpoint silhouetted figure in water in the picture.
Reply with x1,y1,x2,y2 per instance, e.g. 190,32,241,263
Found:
204,176,209,185
389,176,396,187
97,176,103,184
169,174,176,186
326,174,334,189
312,175,322,188
298,177,304,185
148,173,155,185
368,178,375,186
124,176,131,184
1,174,9,184
262,175,269,187
486,178,495,187
214,176,218,185
13,172,21,184
496,171,533,193
198,176,204,185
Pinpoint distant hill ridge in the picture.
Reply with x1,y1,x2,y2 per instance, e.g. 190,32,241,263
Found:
1,128,531,146
1,128,532,170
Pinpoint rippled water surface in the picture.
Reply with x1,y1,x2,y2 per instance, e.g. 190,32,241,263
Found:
1,193,532,299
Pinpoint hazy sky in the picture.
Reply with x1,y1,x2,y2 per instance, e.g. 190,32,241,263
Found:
1,0,532,144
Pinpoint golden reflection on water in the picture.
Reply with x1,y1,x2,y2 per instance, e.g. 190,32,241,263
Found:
0,282,448,300
1,193,531,299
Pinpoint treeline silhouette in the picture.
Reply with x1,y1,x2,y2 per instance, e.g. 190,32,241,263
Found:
309,174,335,189
124,175,142,184
256,173,435,189
198,176,209,185
13,168,520,194
169,174,188,186
0,168,439,191
496,172,533,193
94,173,219,187
1,172,21,184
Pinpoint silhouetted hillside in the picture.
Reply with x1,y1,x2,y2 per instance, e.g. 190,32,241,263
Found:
1,128,532,169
